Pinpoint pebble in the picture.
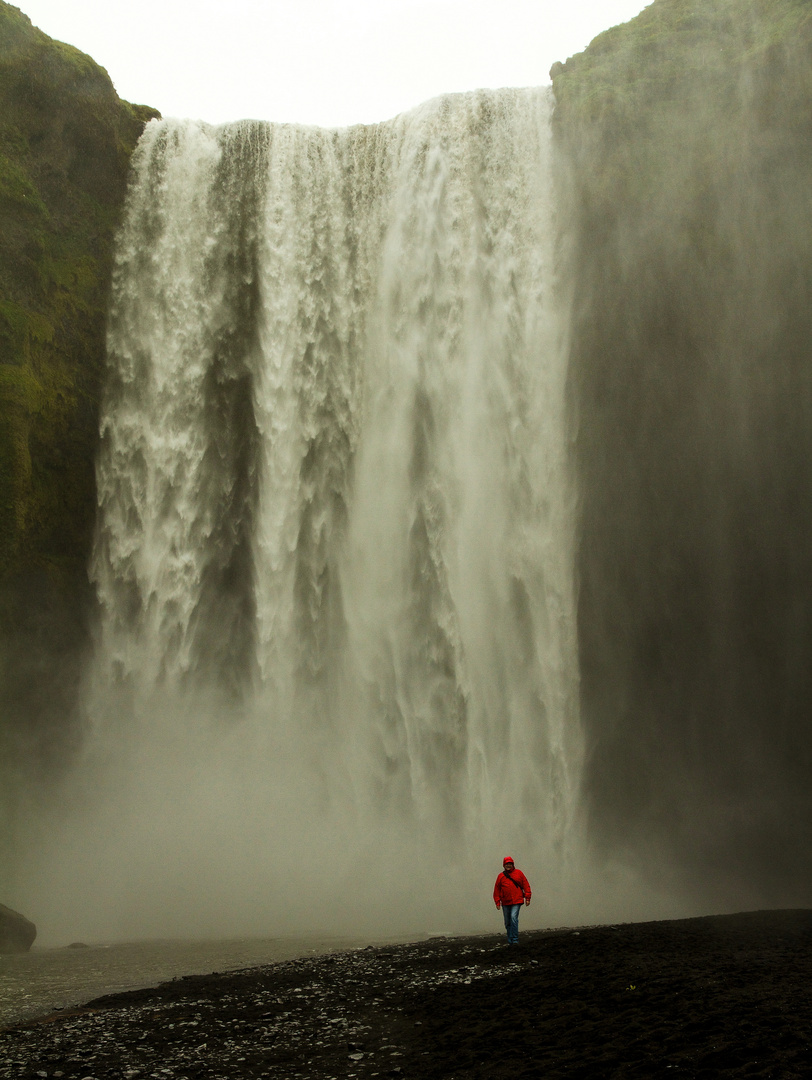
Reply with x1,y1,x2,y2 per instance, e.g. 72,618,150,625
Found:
0,939,520,1079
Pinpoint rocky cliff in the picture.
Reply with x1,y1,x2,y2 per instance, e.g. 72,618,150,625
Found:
0,901,35,952
552,0,812,897
0,2,157,772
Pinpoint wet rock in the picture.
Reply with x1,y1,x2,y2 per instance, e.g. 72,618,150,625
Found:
0,903,36,953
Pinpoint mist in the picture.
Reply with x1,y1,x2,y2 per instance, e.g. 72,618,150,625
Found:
11,689,698,947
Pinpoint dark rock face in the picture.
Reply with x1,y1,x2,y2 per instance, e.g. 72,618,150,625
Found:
0,902,36,952
552,0,812,900
0,2,158,779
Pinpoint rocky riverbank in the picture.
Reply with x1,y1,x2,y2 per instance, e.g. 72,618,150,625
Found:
2,910,811,1078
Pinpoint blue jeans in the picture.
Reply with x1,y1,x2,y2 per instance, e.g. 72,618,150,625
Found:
502,904,522,944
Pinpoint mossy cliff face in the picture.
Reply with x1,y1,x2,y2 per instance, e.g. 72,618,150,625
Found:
0,2,157,769
553,0,812,897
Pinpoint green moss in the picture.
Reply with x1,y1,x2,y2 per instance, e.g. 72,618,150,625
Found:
0,1,160,766
0,362,38,570
0,1,159,585
0,299,53,361
0,150,45,211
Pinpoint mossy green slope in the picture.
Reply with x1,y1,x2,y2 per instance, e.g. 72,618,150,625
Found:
552,0,812,895
0,2,157,768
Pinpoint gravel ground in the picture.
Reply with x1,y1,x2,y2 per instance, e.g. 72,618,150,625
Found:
2,910,812,1079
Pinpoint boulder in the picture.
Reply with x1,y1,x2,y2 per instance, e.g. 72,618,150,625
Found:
0,903,36,953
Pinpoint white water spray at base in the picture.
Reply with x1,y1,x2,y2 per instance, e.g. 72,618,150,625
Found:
17,90,608,943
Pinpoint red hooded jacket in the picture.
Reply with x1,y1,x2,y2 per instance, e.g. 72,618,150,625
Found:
493,860,531,907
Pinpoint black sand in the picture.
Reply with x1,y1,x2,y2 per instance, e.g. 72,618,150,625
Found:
2,910,812,1078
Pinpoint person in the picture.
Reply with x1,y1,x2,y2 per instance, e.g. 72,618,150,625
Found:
493,855,531,945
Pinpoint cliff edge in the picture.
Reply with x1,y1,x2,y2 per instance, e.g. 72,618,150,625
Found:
551,0,812,894
0,2,158,773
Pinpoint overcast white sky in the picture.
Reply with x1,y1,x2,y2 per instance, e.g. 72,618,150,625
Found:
17,0,649,127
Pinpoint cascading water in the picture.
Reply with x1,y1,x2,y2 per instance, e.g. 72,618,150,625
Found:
30,88,588,939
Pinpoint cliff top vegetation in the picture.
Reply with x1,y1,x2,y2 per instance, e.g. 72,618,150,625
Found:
552,0,812,126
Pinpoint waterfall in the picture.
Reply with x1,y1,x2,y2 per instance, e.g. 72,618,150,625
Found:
58,88,582,937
